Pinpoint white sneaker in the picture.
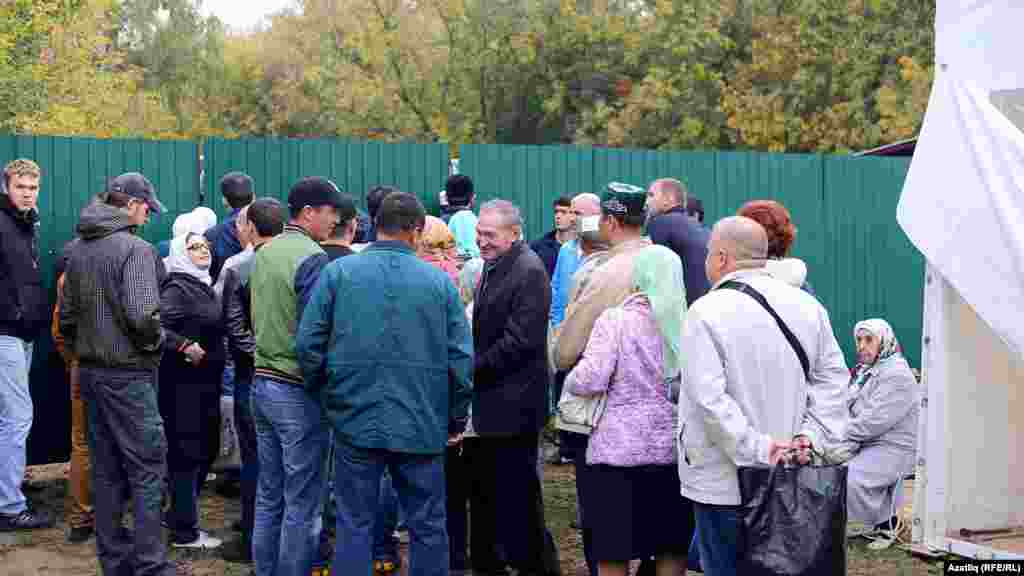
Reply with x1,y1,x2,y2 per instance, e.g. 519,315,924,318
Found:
173,531,223,549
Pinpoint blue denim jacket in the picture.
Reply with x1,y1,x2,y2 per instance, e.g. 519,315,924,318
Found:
296,241,474,454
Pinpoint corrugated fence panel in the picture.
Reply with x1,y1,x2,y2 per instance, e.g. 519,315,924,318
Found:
0,134,199,465
204,138,448,218
2,134,917,463
459,144,919,368
823,157,921,367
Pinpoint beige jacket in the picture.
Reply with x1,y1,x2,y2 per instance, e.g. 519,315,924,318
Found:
553,237,650,371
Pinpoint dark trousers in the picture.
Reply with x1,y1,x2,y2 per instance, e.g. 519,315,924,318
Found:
234,377,259,548
168,457,202,544
562,432,596,576
445,444,469,571
80,365,173,576
470,433,549,575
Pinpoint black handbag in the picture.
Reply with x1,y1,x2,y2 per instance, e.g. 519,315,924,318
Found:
718,280,848,576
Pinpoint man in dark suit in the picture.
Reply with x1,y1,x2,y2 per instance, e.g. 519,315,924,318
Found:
471,199,556,576
646,178,712,305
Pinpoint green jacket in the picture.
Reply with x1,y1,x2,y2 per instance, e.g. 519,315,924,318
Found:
251,225,329,385
296,241,473,454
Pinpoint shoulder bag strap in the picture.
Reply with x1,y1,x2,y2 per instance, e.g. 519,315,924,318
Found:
717,280,810,382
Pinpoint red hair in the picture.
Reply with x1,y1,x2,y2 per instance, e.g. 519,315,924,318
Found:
737,200,797,258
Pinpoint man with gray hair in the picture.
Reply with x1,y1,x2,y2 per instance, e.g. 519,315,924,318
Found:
549,193,603,328
678,216,849,576
646,178,711,306
471,199,556,576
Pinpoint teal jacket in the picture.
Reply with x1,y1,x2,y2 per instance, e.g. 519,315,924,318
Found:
296,240,474,454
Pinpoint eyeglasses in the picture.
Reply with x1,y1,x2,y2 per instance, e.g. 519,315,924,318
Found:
187,243,210,253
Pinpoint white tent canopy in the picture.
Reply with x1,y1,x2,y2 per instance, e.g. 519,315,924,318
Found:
898,0,1024,559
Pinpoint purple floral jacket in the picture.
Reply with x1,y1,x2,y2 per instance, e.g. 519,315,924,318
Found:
566,294,678,467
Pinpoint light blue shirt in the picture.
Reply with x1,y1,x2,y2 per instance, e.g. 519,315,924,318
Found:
550,239,581,327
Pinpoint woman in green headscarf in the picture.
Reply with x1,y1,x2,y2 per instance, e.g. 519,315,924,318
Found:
565,244,690,576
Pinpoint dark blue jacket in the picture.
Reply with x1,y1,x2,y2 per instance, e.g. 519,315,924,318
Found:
204,208,243,284
296,241,473,454
529,230,561,280
648,206,712,306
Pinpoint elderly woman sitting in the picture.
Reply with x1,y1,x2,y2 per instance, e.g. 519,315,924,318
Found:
842,319,919,534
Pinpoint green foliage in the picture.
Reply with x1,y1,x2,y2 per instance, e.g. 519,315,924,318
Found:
0,0,937,152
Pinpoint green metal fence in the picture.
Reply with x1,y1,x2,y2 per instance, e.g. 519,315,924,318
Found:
4,134,920,463
201,138,449,218
459,144,922,368
0,134,199,465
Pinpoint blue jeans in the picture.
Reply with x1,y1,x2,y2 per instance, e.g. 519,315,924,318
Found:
251,377,329,576
374,471,400,561
332,437,448,576
693,501,739,576
0,336,32,515
235,377,258,546
221,360,235,397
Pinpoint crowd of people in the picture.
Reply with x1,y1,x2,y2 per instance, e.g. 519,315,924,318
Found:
0,157,921,576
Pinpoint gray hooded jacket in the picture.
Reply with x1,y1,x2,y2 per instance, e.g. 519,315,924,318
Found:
61,202,164,370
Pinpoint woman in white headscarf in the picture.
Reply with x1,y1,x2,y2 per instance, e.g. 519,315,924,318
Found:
843,319,919,534
158,233,225,549
190,206,217,233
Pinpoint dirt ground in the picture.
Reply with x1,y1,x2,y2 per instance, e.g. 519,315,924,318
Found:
2,459,944,576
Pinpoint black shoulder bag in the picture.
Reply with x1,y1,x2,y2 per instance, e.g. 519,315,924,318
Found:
716,279,848,576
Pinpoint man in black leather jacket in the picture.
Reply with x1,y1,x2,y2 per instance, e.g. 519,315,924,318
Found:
216,198,285,564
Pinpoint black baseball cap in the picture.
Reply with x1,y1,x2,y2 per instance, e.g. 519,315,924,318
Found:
107,172,166,214
287,177,346,212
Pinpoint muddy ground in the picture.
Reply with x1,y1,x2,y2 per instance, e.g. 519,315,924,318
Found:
1,460,943,575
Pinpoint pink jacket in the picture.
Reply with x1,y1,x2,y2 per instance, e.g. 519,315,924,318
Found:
566,294,677,467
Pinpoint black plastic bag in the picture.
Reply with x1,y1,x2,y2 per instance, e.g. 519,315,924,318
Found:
737,462,848,575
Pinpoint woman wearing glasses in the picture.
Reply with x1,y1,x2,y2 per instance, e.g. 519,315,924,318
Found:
158,233,226,550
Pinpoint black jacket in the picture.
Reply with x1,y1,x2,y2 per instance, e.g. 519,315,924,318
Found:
159,272,225,463
471,242,552,436
0,194,45,341
529,230,561,280
204,209,243,285
647,206,712,306
61,202,164,369
220,250,256,384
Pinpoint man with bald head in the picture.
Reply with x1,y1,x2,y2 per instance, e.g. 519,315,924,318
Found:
646,178,711,305
678,216,849,576
550,193,603,328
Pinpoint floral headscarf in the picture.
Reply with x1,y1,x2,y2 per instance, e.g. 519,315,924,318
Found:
458,257,485,306
418,215,459,284
851,318,901,390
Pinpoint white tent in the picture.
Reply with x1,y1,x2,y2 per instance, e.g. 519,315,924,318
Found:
897,0,1024,559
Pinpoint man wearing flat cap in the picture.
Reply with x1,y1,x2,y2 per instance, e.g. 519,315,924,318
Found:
553,183,653,371
249,177,343,576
